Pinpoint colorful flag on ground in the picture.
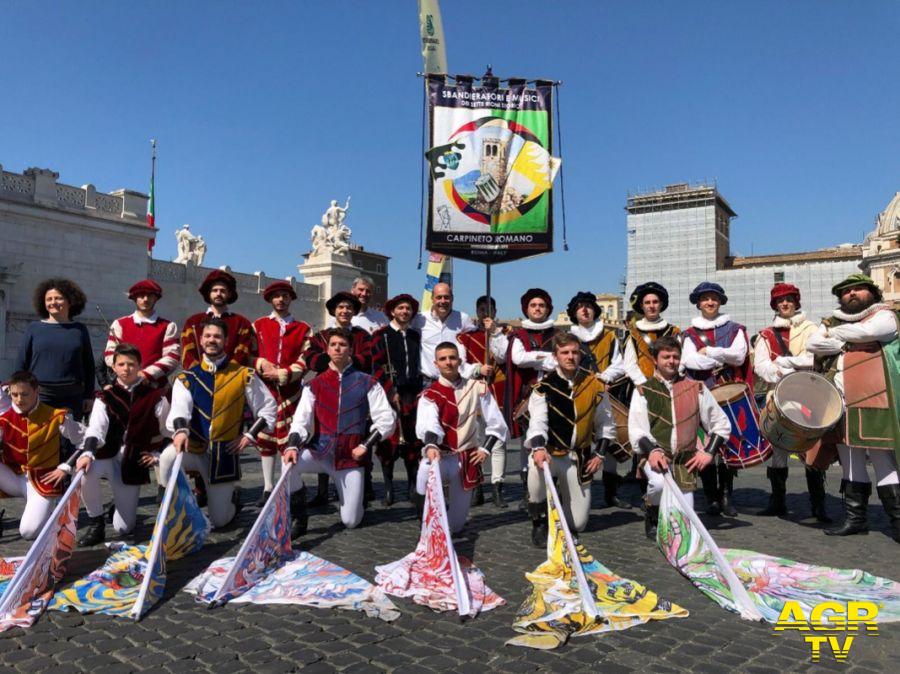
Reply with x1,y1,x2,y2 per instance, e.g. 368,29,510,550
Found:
0,471,83,632
657,472,900,623
185,466,399,621
50,453,209,619
508,464,687,649
375,461,504,617
191,466,293,606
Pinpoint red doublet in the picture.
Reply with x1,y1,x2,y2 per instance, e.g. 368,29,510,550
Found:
457,329,505,406
104,315,178,381
181,312,254,370
0,404,67,497
422,379,485,491
504,326,556,438
758,327,791,360
253,316,311,455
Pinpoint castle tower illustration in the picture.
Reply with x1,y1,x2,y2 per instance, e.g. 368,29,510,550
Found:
475,135,510,203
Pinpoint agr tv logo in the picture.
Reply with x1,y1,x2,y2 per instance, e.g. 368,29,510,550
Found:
774,600,879,662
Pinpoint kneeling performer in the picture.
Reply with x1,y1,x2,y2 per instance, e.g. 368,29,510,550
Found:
524,333,615,546
161,317,276,529
284,328,395,532
415,341,508,534
628,336,731,539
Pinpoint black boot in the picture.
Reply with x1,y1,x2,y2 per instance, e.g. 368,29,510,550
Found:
364,465,375,505
78,515,106,547
472,483,485,507
757,467,788,516
194,474,208,508
700,463,721,516
805,468,833,523
254,490,272,508
492,482,508,509
290,487,308,539
308,474,330,507
411,490,425,521
876,483,900,543
825,480,870,536
382,462,395,507
528,502,548,548
644,504,659,540
518,466,529,512
719,463,738,517
639,479,648,513
156,485,165,505
602,471,632,509
404,458,419,501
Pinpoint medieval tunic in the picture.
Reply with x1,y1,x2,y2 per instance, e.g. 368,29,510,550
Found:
287,363,395,529
103,312,180,384
524,369,615,532
415,376,508,534
807,304,900,484
505,318,558,437
253,313,311,455
303,326,373,375
622,317,681,385
753,313,816,470
457,326,509,483
628,375,730,507
0,402,84,539
371,322,423,465
180,309,254,371
81,380,169,533
681,314,752,388
161,354,275,528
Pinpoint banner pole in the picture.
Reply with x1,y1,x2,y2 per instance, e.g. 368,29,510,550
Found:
541,463,598,620
485,263,492,371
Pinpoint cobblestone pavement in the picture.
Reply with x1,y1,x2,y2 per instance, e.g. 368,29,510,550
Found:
1,446,898,673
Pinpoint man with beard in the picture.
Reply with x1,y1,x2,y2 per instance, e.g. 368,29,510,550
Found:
285,328,395,531
457,295,509,507
371,294,423,506
524,333,615,545
566,291,631,510
180,270,254,370
415,341,507,533
628,336,731,540
807,274,899,542
753,283,830,522
680,282,752,518
252,281,312,507
326,276,388,334
161,317,276,529
103,280,180,387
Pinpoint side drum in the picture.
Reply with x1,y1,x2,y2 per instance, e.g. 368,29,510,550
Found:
760,372,843,454
711,382,772,469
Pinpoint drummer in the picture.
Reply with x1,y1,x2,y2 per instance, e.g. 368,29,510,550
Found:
807,274,900,543
681,282,752,518
629,336,731,539
566,291,631,509
753,283,831,522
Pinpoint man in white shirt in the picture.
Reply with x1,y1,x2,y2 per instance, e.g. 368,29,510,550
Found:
412,282,488,382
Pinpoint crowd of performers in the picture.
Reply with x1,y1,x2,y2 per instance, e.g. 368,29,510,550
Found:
1,268,898,553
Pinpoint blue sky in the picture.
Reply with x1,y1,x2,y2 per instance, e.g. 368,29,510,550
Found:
2,1,898,317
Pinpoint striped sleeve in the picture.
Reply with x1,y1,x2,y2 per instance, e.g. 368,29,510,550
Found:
142,319,181,382
288,334,311,382
180,321,199,370
103,319,124,368
232,318,255,366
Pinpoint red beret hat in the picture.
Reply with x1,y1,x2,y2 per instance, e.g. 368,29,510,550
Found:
770,283,801,310
199,270,238,303
127,279,163,300
263,280,297,302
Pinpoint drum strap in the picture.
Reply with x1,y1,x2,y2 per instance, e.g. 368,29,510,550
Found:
772,327,790,356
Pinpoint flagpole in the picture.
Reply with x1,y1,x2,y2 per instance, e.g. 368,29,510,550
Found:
541,463,599,620
147,139,157,255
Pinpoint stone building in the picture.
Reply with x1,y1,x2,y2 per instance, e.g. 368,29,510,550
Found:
0,163,386,376
625,183,864,333
861,192,900,306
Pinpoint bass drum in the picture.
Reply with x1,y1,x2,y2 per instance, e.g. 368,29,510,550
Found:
760,372,843,454
608,398,633,462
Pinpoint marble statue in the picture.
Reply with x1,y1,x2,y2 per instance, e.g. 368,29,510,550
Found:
174,224,207,265
310,197,353,258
